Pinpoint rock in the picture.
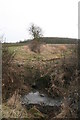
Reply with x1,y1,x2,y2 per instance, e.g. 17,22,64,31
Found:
40,94,45,97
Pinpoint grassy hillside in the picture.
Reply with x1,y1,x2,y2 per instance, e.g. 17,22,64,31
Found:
3,37,77,47
7,44,76,63
39,37,77,44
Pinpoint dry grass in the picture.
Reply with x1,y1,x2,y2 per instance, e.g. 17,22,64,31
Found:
8,44,75,63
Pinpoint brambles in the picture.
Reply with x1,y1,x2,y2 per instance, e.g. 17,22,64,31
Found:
50,55,78,118
2,46,21,103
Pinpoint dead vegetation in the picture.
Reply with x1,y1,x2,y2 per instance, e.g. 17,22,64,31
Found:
2,43,79,119
2,46,28,118
2,46,21,103
50,55,78,118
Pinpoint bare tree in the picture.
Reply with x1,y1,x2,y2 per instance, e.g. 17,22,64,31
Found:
28,24,43,53
29,24,43,39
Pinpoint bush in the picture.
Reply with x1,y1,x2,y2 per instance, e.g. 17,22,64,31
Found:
2,45,21,102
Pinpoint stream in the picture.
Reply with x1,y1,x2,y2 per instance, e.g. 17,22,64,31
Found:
21,91,62,106
21,91,62,115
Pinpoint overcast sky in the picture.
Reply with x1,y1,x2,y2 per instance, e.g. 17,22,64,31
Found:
0,0,79,42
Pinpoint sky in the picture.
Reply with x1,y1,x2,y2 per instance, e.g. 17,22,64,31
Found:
0,0,79,43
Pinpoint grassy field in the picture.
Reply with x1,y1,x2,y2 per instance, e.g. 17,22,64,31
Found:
7,44,76,63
